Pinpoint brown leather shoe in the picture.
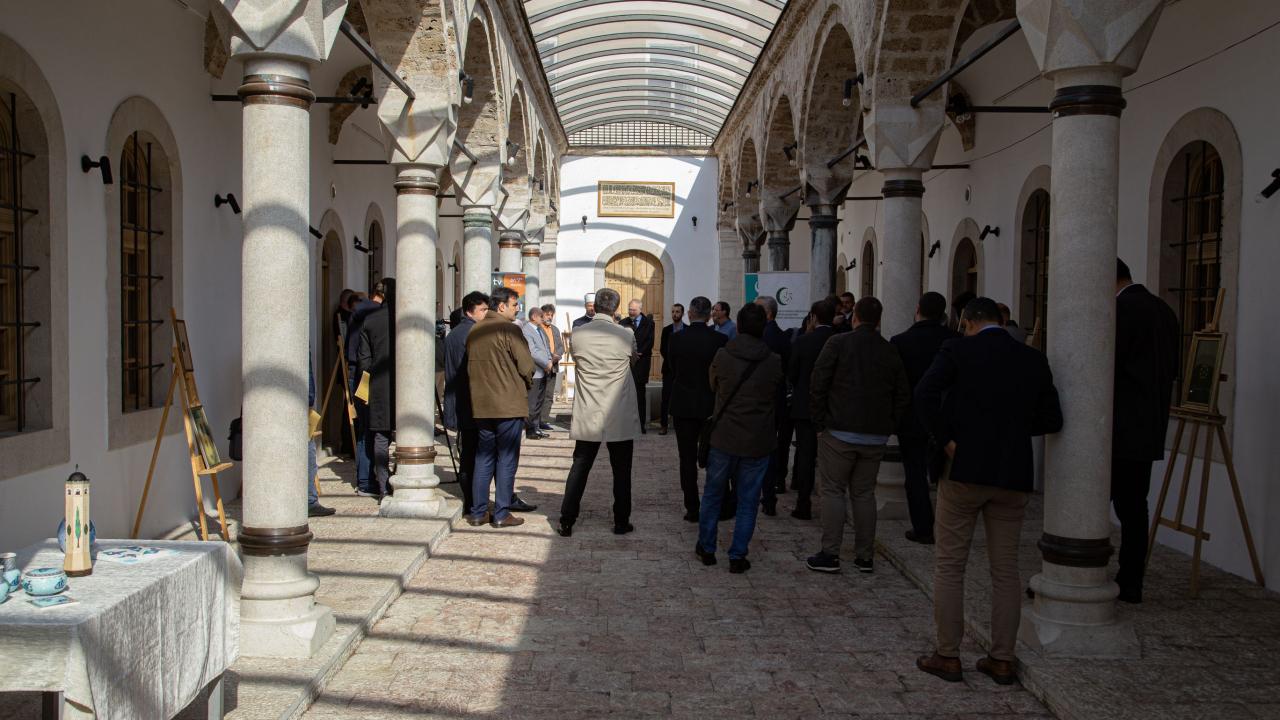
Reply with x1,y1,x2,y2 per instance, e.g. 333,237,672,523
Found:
466,512,490,526
916,653,963,683
976,655,1017,685
490,514,525,528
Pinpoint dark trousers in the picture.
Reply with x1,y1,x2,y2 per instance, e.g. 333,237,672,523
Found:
560,440,634,527
673,417,704,514
1111,456,1154,596
541,373,557,424
526,377,548,433
351,369,372,491
458,426,478,513
632,359,650,427
770,416,793,492
372,430,392,496
792,418,818,514
659,374,674,429
900,432,936,538
471,418,523,520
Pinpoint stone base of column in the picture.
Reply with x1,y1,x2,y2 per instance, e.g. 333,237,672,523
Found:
379,459,456,519
241,603,336,658
1019,569,1140,658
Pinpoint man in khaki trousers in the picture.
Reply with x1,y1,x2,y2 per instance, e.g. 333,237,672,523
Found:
913,298,1062,685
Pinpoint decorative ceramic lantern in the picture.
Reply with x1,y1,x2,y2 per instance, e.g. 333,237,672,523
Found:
63,470,92,577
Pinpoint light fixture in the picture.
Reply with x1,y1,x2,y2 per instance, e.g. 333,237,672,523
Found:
946,93,973,125
927,239,942,258
979,225,1000,241
845,259,857,270
722,201,734,212
581,215,587,231
353,235,369,253
842,73,864,108
1257,168,1280,203
81,155,113,185
745,180,758,198
308,226,322,240
459,71,474,104
854,154,873,170
447,262,458,270
505,140,520,166
214,193,241,214
691,216,698,228
782,142,797,167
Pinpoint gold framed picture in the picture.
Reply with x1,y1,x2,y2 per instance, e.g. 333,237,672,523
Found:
173,317,194,373
188,405,222,469
1180,331,1226,412
597,181,676,218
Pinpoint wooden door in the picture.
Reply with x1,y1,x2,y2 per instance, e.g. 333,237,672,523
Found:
604,249,664,379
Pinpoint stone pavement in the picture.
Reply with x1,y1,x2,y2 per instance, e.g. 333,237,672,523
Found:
301,420,1051,719
880,494,1280,720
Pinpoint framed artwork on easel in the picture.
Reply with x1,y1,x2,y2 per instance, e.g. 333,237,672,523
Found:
1180,331,1226,412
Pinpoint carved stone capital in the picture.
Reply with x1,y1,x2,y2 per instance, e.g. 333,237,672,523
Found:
864,103,944,172
1017,0,1164,81
210,0,346,65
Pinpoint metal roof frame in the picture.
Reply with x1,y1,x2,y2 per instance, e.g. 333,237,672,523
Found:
560,100,727,125
565,114,720,137
557,86,734,112
550,60,743,89
528,0,779,29
544,47,749,77
536,17,763,51
553,75,739,104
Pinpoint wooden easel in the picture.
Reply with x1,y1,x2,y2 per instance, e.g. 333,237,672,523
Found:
132,310,232,541
312,333,359,496
1146,290,1264,595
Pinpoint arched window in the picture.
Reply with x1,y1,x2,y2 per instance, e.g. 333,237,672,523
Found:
920,233,927,295
1162,141,1224,364
452,247,462,308
952,237,978,300
120,132,172,412
860,241,875,298
835,253,847,295
1020,189,1050,349
367,220,383,292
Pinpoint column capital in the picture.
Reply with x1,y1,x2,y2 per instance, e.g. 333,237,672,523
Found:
210,0,345,65
462,207,494,229
742,247,761,261
808,204,838,229
1018,0,1164,81
864,102,944,171
766,229,790,247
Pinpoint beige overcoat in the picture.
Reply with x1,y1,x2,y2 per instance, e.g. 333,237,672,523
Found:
569,316,641,442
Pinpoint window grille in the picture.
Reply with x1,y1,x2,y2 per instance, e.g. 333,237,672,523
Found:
860,241,875,298
568,121,711,147
0,92,40,433
1168,141,1224,365
952,238,978,299
1020,189,1050,350
121,132,164,412
368,221,383,291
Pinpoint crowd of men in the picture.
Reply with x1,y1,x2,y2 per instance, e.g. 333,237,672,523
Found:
326,256,1178,686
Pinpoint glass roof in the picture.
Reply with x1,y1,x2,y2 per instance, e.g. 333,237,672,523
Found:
526,0,786,147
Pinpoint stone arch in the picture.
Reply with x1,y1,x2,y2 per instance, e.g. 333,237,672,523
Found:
501,86,531,225
363,202,387,292
950,0,1020,64
315,209,346,449
105,96,185,449
948,217,983,305
761,93,801,232
1146,107,1242,422
801,15,860,202
872,0,967,106
735,137,762,251
457,13,503,172
0,32,70,476
592,239,676,317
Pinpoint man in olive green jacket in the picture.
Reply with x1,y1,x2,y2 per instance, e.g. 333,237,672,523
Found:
466,287,536,527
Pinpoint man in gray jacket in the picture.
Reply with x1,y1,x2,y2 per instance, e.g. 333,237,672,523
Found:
538,304,565,430
522,306,554,440
806,296,910,574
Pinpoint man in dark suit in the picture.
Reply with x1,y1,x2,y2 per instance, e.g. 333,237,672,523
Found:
625,298,655,433
755,295,793,514
572,293,596,329
787,298,836,519
658,303,686,435
444,292,490,514
1112,258,1180,603
666,296,728,521
832,292,855,333
914,297,1062,686
345,283,386,495
890,292,960,544
357,299,394,498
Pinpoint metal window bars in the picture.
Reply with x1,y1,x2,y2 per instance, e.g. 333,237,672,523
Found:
120,131,164,413
1021,189,1050,351
0,92,42,434
1167,141,1224,376
567,120,711,147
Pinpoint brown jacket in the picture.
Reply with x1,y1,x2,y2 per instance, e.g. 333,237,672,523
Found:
810,324,910,435
466,311,535,419
708,334,783,458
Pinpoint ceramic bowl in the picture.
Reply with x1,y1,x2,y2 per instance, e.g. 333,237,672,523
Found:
2,568,18,593
22,567,68,596
56,519,96,553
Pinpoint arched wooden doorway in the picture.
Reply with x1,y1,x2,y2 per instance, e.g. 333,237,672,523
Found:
952,237,978,302
319,231,345,450
604,249,664,379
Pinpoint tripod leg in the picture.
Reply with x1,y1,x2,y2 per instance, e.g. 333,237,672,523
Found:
1173,423,1201,527
436,393,458,479
209,472,229,539
1190,426,1215,597
1148,418,1185,562
1217,424,1266,586
134,365,180,539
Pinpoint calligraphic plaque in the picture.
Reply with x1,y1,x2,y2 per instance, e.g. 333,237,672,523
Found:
597,181,676,218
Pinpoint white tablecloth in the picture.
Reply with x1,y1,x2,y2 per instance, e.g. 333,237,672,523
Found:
0,540,240,719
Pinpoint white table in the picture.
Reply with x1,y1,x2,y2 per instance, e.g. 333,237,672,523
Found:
0,540,240,719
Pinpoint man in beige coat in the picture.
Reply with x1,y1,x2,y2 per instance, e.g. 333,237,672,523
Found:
557,288,641,536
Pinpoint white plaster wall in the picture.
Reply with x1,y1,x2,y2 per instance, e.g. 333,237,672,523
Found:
554,155,719,329
0,0,404,550
834,0,1280,588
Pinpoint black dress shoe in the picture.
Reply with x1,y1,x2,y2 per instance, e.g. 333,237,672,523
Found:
510,497,538,513
658,426,668,435
694,542,716,566
538,422,554,431
1117,586,1143,604
683,510,699,523
905,530,936,545
525,432,543,440
466,512,491,526
556,522,573,537
790,507,812,520
761,501,777,517
308,504,336,517
613,523,635,535
729,558,751,574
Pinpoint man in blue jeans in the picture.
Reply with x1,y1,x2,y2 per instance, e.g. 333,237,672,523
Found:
696,303,782,573
344,284,385,496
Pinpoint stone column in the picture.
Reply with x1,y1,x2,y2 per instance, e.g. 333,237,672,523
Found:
1017,0,1163,658
498,231,522,274
235,60,335,659
380,165,450,519
809,204,838,300
522,241,541,307
462,207,493,295
539,224,559,308
879,169,925,337
766,230,790,272
742,245,761,274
